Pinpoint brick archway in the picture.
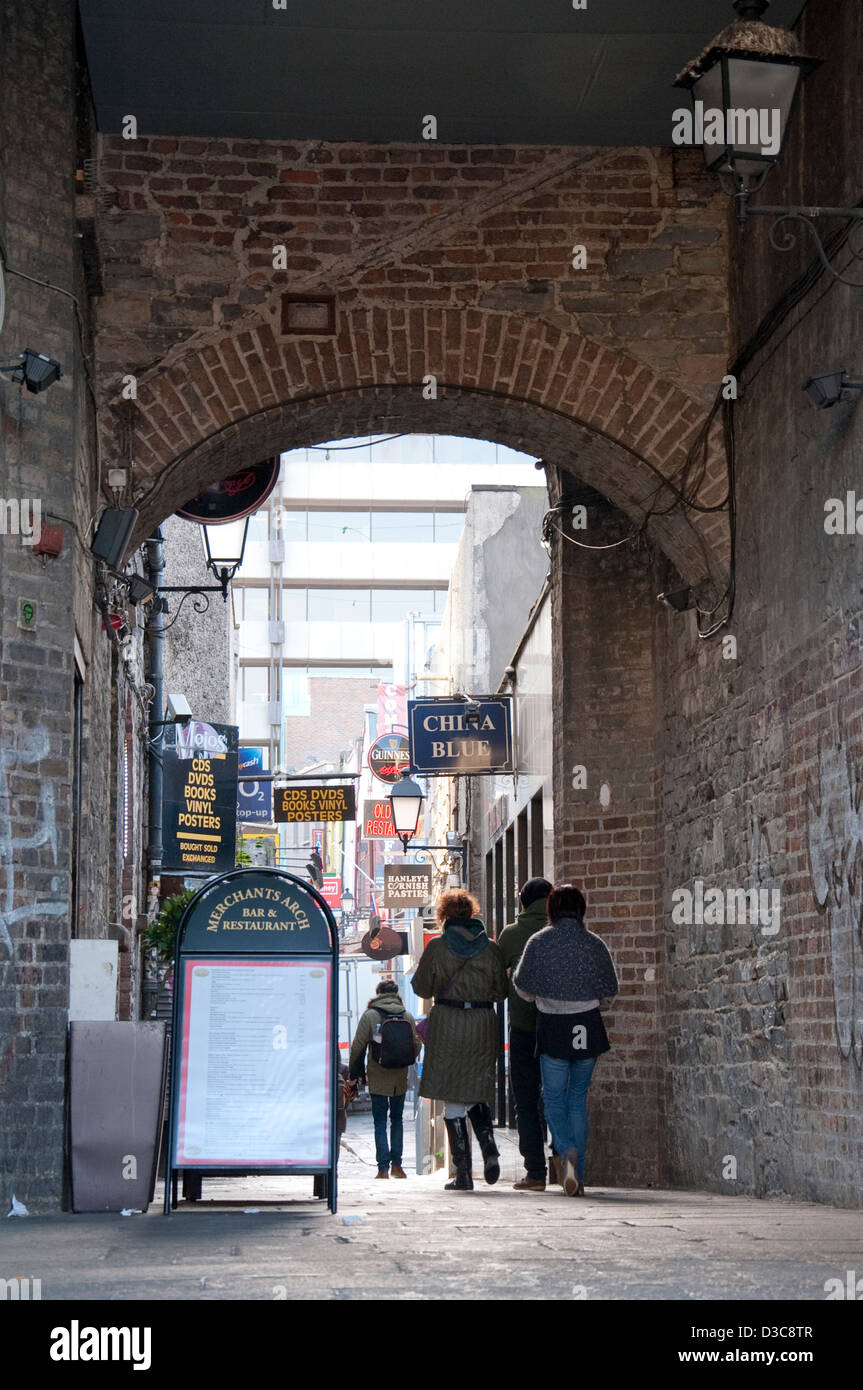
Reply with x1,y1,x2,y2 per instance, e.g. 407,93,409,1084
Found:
122,307,727,585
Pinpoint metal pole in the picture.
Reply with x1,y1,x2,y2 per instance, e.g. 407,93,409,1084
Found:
145,528,165,880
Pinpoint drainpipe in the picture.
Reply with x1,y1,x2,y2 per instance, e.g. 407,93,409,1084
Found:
145,528,165,893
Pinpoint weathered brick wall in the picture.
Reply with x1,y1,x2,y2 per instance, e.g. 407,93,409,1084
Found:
658,0,863,1206
0,0,80,1210
549,472,663,1185
283,677,376,771
91,136,731,581
0,0,146,1210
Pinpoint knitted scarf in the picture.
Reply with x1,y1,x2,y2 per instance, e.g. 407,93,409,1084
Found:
513,916,618,999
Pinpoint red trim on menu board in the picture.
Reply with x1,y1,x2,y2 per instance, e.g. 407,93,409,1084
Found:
176,957,332,1167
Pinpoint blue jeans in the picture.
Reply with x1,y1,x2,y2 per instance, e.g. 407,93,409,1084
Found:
371,1093,405,1171
539,1054,597,1183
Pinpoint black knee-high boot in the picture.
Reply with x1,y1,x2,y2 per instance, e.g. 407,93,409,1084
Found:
444,1117,474,1190
467,1103,500,1185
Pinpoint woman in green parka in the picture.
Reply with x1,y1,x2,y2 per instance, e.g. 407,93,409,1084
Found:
411,889,508,1191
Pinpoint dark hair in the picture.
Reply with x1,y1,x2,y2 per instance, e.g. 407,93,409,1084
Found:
547,884,586,922
376,979,398,995
520,876,552,909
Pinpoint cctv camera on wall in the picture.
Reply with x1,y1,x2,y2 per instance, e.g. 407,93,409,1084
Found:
166,693,193,724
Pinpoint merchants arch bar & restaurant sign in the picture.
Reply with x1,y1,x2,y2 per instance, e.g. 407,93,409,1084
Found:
164,867,340,1213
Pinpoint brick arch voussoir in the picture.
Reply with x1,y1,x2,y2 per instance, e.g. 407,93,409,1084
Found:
127,307,728,586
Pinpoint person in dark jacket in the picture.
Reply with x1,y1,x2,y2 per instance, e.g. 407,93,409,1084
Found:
514,884,618,1197
497,876,553,1191
348,979,421,1179
411,889,508,1191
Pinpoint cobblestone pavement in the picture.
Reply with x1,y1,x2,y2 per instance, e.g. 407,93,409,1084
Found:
3,1113,862,1301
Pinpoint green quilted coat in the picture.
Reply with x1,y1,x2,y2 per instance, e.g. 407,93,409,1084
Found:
411,935,508,1104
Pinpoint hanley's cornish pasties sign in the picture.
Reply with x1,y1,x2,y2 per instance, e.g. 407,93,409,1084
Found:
383,864,433,908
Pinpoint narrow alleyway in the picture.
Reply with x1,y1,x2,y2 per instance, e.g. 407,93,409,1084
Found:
4,1113,861,1302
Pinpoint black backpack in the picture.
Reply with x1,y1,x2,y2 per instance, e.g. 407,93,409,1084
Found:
369,1008,418,1069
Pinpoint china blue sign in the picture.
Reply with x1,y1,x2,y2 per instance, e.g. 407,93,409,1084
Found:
407,698,514,775
237,746,273,823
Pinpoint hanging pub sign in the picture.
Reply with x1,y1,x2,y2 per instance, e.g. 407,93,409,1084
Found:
407,697,514,775
359,923,408,961
361,799,397,839
367,732,410,784
319,876,342,912
383,863,433,908
237,746,273,824
274,784,356,823
162,722,239,873
176,458,280,524
164,867,340,1214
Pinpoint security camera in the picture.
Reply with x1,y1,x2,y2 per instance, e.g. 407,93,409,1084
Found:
166,693,193,723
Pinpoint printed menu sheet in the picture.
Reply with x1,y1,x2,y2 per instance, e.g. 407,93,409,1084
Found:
176,959,331,1165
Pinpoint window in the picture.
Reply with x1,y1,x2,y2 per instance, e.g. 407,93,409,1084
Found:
370,589,445,622
283,670,311,717
370,511,436,543
307,511,370,543
280,510,308,539
281,588,307,621
307,588,371,621
246,510,269,542
434,511,465,543
241,667,270,703
237,587,269,622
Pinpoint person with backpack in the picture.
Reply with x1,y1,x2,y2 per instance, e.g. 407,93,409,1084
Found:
348,979,421,1180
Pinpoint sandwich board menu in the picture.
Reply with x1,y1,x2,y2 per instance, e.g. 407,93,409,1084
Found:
163,867,340,1214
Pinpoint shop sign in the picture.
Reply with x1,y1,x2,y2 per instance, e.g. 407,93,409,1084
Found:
383,864,433,908
368,733,410,784
162,722,238,874
407,698,514,775
274,784,356,823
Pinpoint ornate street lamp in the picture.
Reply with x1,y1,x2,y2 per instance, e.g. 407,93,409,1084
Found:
673,1,819,205
388,770,425,852
200,518,249,600
672,2,863,287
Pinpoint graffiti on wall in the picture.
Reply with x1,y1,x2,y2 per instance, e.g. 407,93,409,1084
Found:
0,730,67,1084
806,713,863,1066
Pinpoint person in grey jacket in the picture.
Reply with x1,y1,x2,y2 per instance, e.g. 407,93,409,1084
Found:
348,980,421,1180
514,883,618,1197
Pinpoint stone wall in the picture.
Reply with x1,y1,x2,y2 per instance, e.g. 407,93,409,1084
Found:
657,0,863,1205
0,0,148,1211
91,135,731,582
549,471,663,1186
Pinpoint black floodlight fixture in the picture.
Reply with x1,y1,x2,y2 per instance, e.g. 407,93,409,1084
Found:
673,1,820,201
91,507,139,569
657,587,695,613
126,574,156,606
457,693,482,729
803,371,863,409
0,348,63,393
389,769,425,852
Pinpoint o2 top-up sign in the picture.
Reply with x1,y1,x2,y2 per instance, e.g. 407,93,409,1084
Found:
407,698,514,775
